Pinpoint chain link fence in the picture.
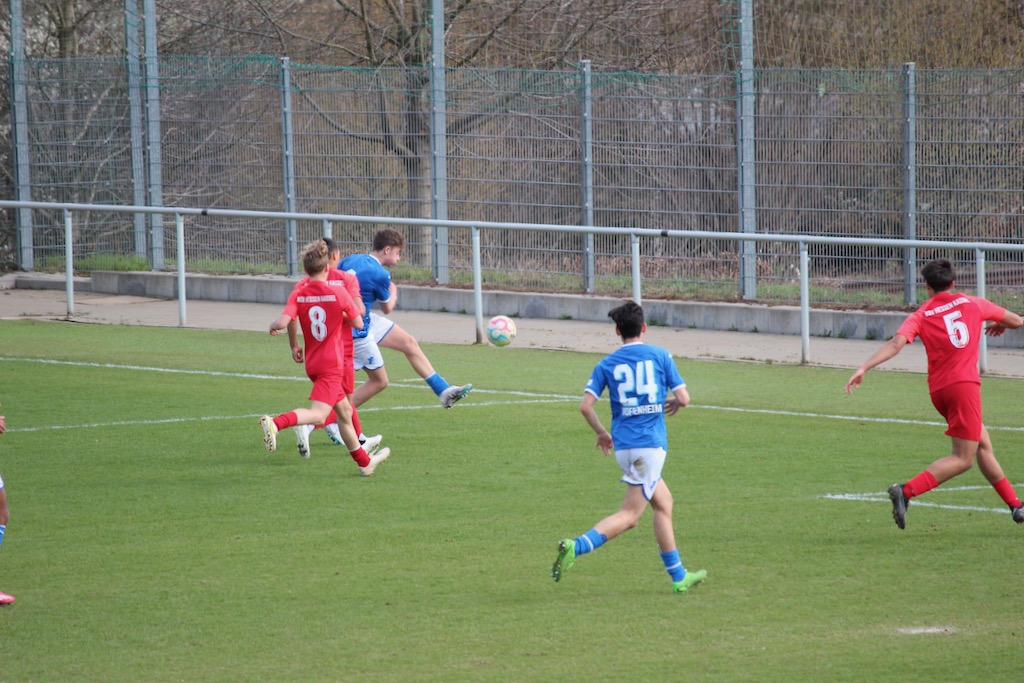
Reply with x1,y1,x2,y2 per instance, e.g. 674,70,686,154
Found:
2,57,1023,309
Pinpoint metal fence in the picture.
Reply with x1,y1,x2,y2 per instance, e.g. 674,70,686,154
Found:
3,57,1024,310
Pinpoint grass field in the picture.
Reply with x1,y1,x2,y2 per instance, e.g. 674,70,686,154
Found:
0,319,1022,682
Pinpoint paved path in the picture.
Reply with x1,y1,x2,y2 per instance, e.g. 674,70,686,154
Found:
2,278,1023,379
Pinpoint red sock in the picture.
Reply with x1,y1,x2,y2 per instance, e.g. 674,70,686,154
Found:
349,447,370,468
273,412,298,430
351,406,362,437
314,411,339,432
904,471,939,499
992,477,1022,508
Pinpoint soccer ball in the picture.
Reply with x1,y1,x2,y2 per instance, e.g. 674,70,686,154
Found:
486,315,517,346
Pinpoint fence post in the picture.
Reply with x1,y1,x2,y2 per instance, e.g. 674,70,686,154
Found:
902,62,917,306
143,0,165,269
176,213,187,326
9,0,34,271
472,226,484,344
976,248,988,374
631,234,641,305
430,0,450,285
580,60,595,293
736,0,757,300
279,57,298,277
800,241,810,363
124,0,148,259
63,209,74,319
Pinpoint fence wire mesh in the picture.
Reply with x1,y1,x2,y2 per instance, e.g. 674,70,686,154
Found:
3,58,1023,309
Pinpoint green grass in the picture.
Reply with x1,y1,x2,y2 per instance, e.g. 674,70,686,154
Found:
0,320,1022,681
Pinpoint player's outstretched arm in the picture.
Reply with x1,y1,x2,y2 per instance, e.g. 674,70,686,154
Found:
844,335,908,393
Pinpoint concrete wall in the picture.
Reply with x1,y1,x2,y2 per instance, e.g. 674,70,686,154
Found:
15,270,1024,348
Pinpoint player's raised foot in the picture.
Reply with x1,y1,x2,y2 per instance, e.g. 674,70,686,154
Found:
1012,506,1024,524
672,569,707,594
440,383,473,409
325,422,344,447
359,447,390,477
361,434,383,456
889,483,909,530
551,538,576,582
295,423,313,459
260,415,278,452
0,591,14,605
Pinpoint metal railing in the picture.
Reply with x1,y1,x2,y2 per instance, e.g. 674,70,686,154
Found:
4,199,1024,371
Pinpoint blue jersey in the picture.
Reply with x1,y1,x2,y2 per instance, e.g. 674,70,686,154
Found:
339,253,392,339
584,342,686,450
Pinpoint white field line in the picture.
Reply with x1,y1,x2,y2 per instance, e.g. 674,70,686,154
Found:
3,356,1023,437
821,486,1017,515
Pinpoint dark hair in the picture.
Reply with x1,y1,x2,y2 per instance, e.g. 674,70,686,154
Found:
301,239,330,275
372,228,405,252
608,300,644,339
323,236,341,258
920,258,955,292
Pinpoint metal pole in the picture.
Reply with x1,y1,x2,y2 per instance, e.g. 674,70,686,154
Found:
124,0,148,259
580,60,595,293
902,62,917,305
176,213,187,326
976,248,987,374
142,0,164,269
472,226,484,344
800,241,810,363
631,234,641,305
737,0,757,299
10,0,34,270
429,0,449,284
322,219,332,239
64,209,74,319
279,57,298,277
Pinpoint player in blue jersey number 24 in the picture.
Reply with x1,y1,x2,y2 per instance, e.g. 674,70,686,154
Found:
551,301,707,594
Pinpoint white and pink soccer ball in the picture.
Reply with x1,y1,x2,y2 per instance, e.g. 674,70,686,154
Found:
486,315,517,347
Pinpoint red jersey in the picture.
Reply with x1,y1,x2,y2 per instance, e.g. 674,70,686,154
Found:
286,268,361,362
896,291,1007,393
283,279,359,379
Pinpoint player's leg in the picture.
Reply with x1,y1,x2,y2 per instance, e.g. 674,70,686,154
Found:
350,333,389,408
648,479,706,593
378,322,472,408
332,397,390,476
378,323,434,378
351,367,388,408
890,384,982,528
260,401,333,453
552,484,648,582
974,426,1024,520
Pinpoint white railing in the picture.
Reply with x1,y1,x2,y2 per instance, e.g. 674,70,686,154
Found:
4,200,1024,370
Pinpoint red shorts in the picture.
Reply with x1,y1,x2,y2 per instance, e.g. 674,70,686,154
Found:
930,381,983,442
308,371,346,407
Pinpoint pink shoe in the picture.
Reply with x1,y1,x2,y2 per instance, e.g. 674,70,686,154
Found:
0,591,14,605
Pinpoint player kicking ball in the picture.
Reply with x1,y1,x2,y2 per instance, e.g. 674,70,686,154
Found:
551,301,707,594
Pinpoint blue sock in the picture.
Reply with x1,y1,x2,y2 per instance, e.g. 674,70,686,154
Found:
425,372,450,396
661,549,686,582
0,524,5,548
574,529,607,556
